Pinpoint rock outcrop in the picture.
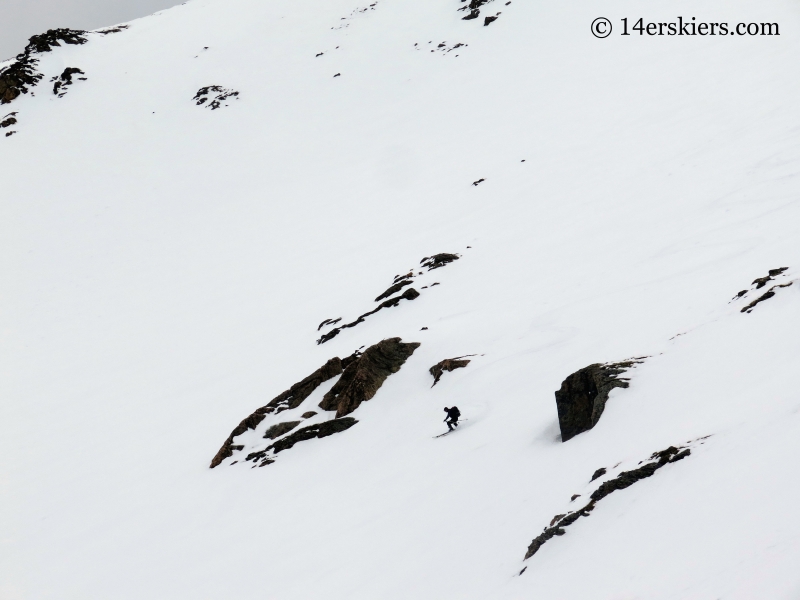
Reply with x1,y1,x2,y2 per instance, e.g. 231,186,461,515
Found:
317,288,420,344
523,443,697,564
193,85,239,109
732,267,793,314
209,356,347,468
264,421,301,439
555,359,644,442
268,418,358,453
319,337,420,417
209,412,269,468
259,357,347,415
51,67,86,97
420,253,459,270
0,29,87,105
429,357,471,386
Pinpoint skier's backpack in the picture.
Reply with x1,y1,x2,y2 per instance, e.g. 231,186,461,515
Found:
451,406,461,418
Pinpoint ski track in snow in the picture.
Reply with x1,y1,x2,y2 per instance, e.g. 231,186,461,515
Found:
2,0,800,598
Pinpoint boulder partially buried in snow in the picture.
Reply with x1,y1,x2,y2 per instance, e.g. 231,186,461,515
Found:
319,337,420,417
555,359,644,442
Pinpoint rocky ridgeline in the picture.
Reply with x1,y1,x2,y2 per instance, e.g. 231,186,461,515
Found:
554,359,645,442
0,29,88,105
317,252,460,345
732,267,793,314
210,337,419,468
520,439,707,570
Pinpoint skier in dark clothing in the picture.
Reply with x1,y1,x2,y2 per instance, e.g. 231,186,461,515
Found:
444,406,461,431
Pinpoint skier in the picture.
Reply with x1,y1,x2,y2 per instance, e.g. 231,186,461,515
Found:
443,406,461,431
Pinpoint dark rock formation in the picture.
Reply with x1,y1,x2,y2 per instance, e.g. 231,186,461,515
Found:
318,317,341,331
260,357,345,415
734,267,790,300
25,29,87,53
752,267,788,289
193,85,239,110
0,57,42,104
458,0,493,19
555,359,644,442
52,67,86,97
0,29,87,105
589,468,606,482
375,279,413,302
523,444,693,562
741,282,793,313
267,417,358,453
429,357,471,386
484,15,499,25
264,421,301,439
420,253,459,270
209,356,347,468
317,288,420,344
319,337,420,417
209,412,268,468
301,411,317,419
1,113,17,128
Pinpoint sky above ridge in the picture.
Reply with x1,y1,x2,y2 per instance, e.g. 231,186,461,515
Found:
0,0,180,60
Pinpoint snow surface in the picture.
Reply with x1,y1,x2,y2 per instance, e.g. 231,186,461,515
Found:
2,0,800,597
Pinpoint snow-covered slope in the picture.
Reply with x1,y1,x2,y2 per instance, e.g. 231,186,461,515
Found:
2,0,800,597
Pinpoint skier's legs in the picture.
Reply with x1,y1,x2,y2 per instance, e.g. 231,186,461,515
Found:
447,419,455,431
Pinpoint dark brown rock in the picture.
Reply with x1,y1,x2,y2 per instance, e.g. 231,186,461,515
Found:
209,357,346,468
264,421,301,439
0,29,87,105
317,317,341,331
375,279,413,302
590,467,606,482
319,337,420,417
52,67,85,96
317,289,420,344
523,444,692,562
301,411,317,419
25,29,87,53
259,357,344,415
554,359,644,442
429,357,471,386
209,413,267,468
420,253,459,270
267,417,358,453
741,282,793,313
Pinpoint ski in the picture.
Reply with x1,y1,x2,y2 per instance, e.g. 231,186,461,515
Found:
434,419,468,437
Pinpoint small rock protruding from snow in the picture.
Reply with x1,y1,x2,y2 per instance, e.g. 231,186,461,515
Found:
429,357,472,386
193,86,239,110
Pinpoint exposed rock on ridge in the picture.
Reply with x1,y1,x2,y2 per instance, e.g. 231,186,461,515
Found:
731,267,793,314
523,443,697,564
317,288,420,344
319,337,420,417
1,29,87,105
209,356,347,468
555,358,644,442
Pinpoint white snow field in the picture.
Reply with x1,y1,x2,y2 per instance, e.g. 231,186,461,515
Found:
2,0,800,597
